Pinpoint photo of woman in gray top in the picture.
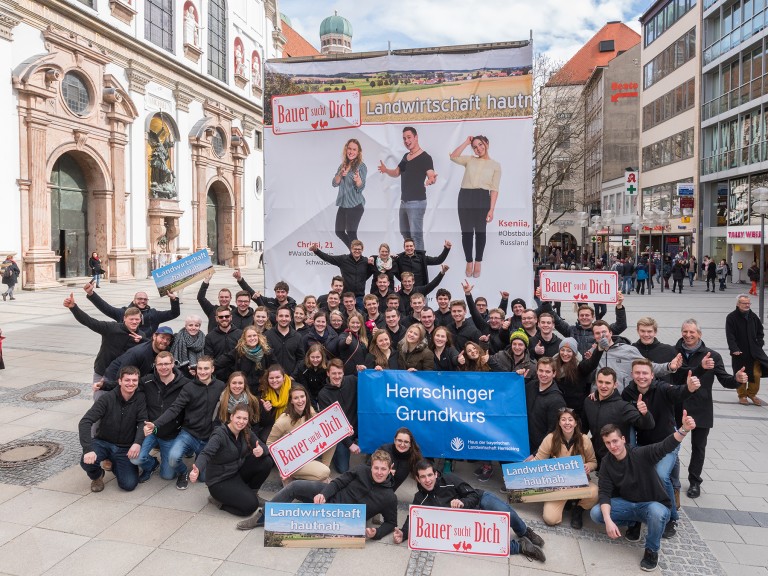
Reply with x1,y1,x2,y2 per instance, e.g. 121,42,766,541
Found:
332,138,367,249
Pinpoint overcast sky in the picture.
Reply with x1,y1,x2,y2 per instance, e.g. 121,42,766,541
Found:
279,0,649,63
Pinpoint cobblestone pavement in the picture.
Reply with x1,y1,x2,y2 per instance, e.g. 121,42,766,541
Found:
0,268,765,576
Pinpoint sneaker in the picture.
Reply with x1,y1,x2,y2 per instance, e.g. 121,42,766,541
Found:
477,464,493,482
640,548,659,571
237,509,264,530
90,470,105,493
625,522,642,542
138,457,159,483
524,527,545,547
517,536,546,562
176,472,189,490
474,463,485,477
662,519,677,539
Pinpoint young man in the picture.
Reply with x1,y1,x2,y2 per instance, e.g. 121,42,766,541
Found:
548,294,627,355
265,305,304,376
462,281,509,354
370,273,394,312
230,290,255,330
102,326,174,383
321,291,342,315
241,449,398,537
197,272,236,332
633,317,678,368
433,288,453,327
393,460,545,563
525,357,567,456
378,127,438,250
583,367,656,463
384,308,407,346
317,276,345,310
419,307,437,339
362,294,385,335
396,267,448,315
590,413,697,571
203,306,243,374
341,292,358,323
143,356,226,490
401,292,427,327
84,282,179,338
393,238,451,287
310,240,374,309
489,329,536,376
448,299,481,349
669,319,747,498
725,294,768,406
520,308,539,340
622,359,700,538
317,360,360,474
130,351,189,483
78,366,146,492
529,312,561,360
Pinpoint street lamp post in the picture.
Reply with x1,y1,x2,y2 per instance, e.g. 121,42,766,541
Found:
751,187,768,321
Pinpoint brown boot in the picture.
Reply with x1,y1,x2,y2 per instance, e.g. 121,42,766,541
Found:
90,470,105,492
674,489,681,510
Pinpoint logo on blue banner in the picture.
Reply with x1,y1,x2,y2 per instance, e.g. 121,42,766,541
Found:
358,371,529,461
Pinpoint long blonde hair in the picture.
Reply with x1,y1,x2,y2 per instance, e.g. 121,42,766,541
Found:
218,371,260,423
341,138,363,172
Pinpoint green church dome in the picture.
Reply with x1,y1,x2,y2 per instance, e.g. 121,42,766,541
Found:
320,12,352,37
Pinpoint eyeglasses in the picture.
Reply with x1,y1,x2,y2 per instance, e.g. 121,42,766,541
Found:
218,315,231,319
395,439,411,445
558,407,575,414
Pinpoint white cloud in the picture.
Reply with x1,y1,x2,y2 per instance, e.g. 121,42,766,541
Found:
278,0,646,62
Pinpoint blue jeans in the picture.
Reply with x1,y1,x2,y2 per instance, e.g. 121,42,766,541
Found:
655,444,680,521
81,438,139,491
688,272,694,286
622,276,634,294
399,200,427,251
479,492,529,556
590,499,670,552
332,442,351,474
130,433,180,480
167,429,208,479
91,273,100,287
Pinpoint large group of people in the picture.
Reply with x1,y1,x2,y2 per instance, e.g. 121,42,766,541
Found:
68,241,756,571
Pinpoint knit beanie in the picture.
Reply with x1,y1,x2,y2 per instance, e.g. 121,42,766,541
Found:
510,298,526,310
559,337,578,353
509,329,529,346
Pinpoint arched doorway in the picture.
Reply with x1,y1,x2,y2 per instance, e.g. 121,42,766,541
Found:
50,154,88,278
207,189,221,265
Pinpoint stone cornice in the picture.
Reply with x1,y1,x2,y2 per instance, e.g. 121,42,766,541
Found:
0,3,22,41
18,0,263,118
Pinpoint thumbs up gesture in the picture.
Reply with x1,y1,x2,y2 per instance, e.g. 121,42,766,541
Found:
535,340,545,356
681,409,696,433
669,353,683,371
701,351,715,370
736,366,748,384
686,370,701,392
63,292,75,308
636,393,648,415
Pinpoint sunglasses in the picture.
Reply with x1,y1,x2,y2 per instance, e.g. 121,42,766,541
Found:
218,315,231,319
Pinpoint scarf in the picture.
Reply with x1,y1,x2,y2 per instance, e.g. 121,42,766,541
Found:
262,375,291,419
681,339,703,359
170,328,206,366
243,344,264,367
376,256,393,272
227,392,247,415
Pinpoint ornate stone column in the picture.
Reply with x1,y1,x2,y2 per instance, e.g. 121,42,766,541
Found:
231,150,247,267
106,122,135,281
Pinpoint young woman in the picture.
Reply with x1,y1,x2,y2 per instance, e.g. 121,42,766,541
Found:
189,404,273,518
252,306,272,334
88,251,103,288
257,364,292,439
377,427,423,491
332,138,367,249
216,326,271,393
365,329,398,370
458,341,490,372
215,371,262,433
533,407,598,529
552,337,602,425
292,304,309,335
266,384,331,483
398,323,433,371
430,326,459,371
329,309,345,333
449,135,501,278
171,315,206,378
293,344,328,409
302,311,338,357
337,311,367,375
302,295,318,320
371,243,396,286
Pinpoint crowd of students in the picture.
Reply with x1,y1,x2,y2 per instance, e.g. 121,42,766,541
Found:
68,237,750,571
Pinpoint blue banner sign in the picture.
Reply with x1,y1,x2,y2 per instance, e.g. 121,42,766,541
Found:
358,370,529,461
150,249,213,296
264,503,366,549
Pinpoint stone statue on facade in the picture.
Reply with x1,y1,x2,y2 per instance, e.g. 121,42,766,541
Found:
184,5,199,47
251,53,261,88
148,126,177,199
235,44,246,77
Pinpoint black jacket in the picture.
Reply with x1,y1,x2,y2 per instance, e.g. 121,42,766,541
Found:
313,249,375,296
393,246,450,287
401,472,480,538
321,464,398,540
364,352,399,370
197,281,237,332
433,346,459,371
529,333,562,359
104,341,159,383
583,389,655,461
265,327,305,376
449,321,482,350
525,380,566,454
153,377,227,440
396,272,446,315
292,365,328,406
302,327,339,356
204,327,243,363
465,293,510,354
87,291,180,338
598,434,680,507
633,338,677,365
317,375,358,446
337,333,368,375
78,387,146,452
194,423,268,487
69,305,144,375
139,368,189,439
551,306,627,354
215,348,272,395
725,308,768,382
621,379,691,445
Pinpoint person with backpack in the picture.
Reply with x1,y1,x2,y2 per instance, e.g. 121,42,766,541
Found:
1,255,21,301
748,261,760,296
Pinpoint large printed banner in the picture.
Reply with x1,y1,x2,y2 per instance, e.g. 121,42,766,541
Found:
264,45,534,301
268,402,353,478
358,370,529,461
408,506,510,557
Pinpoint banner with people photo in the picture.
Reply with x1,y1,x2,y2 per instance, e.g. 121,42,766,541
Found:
357,370,529,461
264,44,534,300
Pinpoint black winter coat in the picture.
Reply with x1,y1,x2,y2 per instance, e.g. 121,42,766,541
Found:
139,368,189,439
194,423,269,487
393,246,450,287
153,378,227,440
204,327,243,364
78,387,146,451
317,375,358,446
525,380,566,455
196,281,237,332
313,249,374,296
725,308,768,382
265,327,305,376
621,379,691,445
582,389,655,461
69,305,144,375
86,291,180,339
